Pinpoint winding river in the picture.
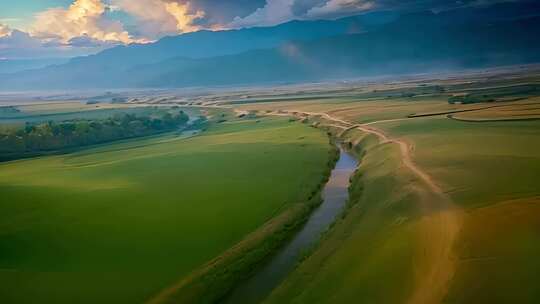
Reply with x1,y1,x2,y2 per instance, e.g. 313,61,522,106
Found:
222,147,359,304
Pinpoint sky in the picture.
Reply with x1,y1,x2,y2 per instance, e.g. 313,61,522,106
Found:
0,0,514,60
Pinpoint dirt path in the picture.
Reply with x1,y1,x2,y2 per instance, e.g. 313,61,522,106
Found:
361,117,412,126
357,124,463,304
281,109,443,192
273,109,463,304
355,125,443,194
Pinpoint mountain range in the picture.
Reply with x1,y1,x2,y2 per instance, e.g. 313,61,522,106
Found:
2,1,540,90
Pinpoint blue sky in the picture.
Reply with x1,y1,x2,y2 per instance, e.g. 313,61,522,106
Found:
0,0,266,30
0,1,73,28
0,1,514,35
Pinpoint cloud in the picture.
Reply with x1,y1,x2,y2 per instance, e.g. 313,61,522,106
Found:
228,0,376,28
1,0,526,61
229,0,296,28
306,0,375,18
0,28,118,60
291,0,327,15
0,27,120,60
165,1,206,32
0,29,59,59
0,30,41,50
189,0,267,25
67,34,122,47
0,0,209,59
29,0,142,44
0,23,12,37
229,0,518,29
111,0,206,38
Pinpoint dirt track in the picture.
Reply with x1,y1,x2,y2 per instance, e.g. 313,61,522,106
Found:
277,109,463,304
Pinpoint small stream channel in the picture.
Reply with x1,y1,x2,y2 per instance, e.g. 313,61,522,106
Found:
221,146,359,304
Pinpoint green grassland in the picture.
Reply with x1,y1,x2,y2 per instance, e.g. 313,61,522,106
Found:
378,117,540,208
240,72,540,304
236,71,540,125
377,117,540,303
265,131,423,304
1,69,539,304
0,116,332,304
0,102,172,125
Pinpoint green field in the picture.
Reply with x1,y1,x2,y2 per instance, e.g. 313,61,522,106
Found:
0,102,167,125
265,133,422,304
238,72,540,304
1,69,539,304
0,116,332,304
378,117,540,208
377,117,540,303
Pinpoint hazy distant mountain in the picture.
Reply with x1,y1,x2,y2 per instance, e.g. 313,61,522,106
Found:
0,58,69,74
2,1,540,90
0,11,398,89
128,15,540,87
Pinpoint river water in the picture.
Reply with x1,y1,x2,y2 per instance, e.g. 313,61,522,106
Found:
222,147,359,304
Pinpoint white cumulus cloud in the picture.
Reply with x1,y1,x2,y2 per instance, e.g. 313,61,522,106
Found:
111,0,206,38
228,0,376,28
306,0,374,18
229,0,296,28
0,23,12,37
0,0,211,59
30,0,142,44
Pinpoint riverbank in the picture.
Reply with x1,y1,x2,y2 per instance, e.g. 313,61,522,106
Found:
262,126,422,303
220,147,358,304
0,116,331,304
261,111,463,304
145,118,339,304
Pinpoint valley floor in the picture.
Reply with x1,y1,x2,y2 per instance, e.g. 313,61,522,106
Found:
234,75,540,304
1,67,539,304
0,116,333,304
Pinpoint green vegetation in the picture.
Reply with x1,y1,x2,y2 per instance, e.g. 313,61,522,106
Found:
0,105,20,115
448,94,495,104
0,116,332,304
2,68,539,304
379,118,540,208
239,71,540,304
0,109,189,161
377,117,540,303
264,132,422,304
151,145,339,304
446,197,540,303
448,84,540,104
0,102,166,124
261,100,540,304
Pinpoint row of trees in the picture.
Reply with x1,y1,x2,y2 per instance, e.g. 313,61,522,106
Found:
0,111,189,160
448,94,495,104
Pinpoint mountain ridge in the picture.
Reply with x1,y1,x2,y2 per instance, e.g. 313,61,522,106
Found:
2,1,540,90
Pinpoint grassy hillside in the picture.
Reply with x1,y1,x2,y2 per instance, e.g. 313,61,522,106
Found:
0,116,332,304
0,102,159,124
263,115,540,304
377,117,540,303
240,72,540,303
264,132,422,303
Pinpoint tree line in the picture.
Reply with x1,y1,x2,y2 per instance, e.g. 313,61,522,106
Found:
0,110,189,161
